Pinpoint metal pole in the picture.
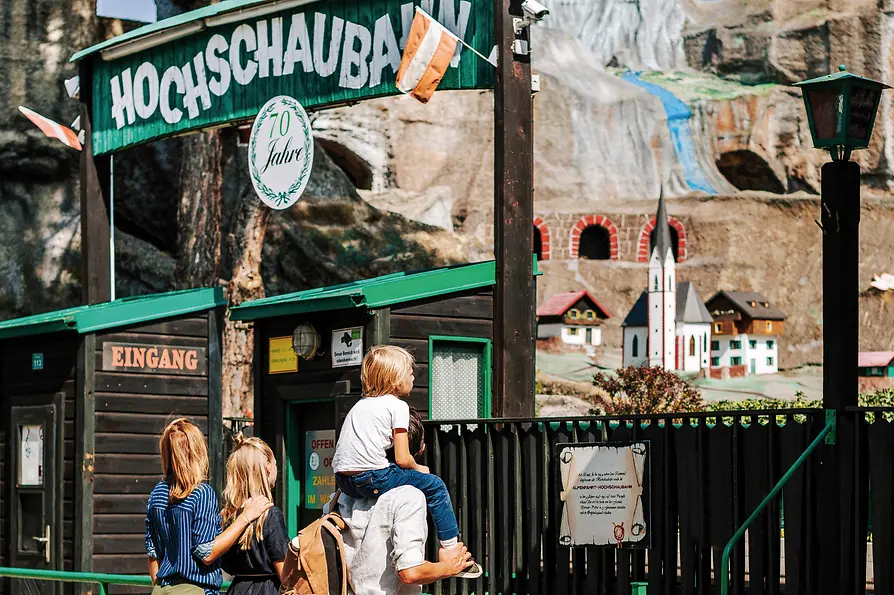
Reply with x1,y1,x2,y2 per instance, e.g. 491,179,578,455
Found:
818,159,861,595
493,0,535,417
109,155,116,301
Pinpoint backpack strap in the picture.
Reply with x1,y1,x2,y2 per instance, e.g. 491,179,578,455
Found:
329,490,342,515
321,518,350,595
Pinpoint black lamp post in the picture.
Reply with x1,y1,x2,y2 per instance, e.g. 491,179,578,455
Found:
795,66,889,595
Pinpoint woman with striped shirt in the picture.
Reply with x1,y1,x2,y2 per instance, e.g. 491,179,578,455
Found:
146,418,272,595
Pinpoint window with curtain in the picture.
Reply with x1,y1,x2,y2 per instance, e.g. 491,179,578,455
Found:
429,338,491,420
689,336,695,356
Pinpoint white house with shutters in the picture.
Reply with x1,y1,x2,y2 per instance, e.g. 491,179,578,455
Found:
706,291,786,375
536,290,611,347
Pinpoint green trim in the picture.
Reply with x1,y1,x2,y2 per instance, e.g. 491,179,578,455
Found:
428,335,493,419
70,0,274,62
285,401,301,537
231,258,542,321
0,286,225,340
0,567,231,591
283,397,333,536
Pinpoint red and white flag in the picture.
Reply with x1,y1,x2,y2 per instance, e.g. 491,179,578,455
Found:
18,106,82,151
395,8,458,104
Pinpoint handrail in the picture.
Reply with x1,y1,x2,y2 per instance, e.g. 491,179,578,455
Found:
0,566,231,595
718,417,836,595
425,408,824,426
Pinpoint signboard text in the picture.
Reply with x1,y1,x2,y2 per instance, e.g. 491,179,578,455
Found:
102,342,207,375
91,0,493,155
558,442,649,548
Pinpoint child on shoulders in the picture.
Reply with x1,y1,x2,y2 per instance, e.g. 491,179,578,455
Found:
332,345,481,579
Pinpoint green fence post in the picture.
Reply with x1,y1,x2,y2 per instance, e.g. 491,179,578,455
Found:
98,582,109,595
631,581,648,595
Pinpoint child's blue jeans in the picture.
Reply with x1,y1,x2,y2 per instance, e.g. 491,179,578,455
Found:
336,464,460,542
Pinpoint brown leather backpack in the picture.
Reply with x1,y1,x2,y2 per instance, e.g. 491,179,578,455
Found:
280,492,349,595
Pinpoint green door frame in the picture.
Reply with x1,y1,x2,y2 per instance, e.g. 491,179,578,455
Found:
427,335,493,419
283,398,334,536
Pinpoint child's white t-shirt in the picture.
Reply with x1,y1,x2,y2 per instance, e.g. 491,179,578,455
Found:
333,395,411,473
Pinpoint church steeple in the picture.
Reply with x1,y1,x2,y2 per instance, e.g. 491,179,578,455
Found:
653,189,673,262
648,189,676,370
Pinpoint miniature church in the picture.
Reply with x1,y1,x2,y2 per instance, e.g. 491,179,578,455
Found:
622,194,713,373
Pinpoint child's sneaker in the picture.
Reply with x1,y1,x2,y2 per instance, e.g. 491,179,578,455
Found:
440,544,484,579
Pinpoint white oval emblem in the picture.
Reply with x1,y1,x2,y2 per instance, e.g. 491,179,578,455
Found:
309,452,320,471
249,95,315,210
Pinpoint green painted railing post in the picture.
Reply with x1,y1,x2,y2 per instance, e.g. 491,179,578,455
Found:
631,581,648,594
718,418,835,595
98,582,109,595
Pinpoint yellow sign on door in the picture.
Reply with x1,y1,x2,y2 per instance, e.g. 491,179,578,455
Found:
269,336,298,374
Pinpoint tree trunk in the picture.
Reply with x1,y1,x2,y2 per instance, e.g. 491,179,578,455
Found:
222,196,271,418
163,0,269,420
173,132,223,288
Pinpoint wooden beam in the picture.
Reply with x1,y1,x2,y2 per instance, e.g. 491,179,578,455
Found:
207,308,224,494
365,308,391,347
74,334,96,589
493,0,535,417
79,60,112,305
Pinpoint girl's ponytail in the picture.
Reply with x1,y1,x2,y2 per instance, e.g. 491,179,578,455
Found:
160,418,209,502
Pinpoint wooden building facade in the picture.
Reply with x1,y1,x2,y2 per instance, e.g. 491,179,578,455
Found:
229,260,538,535
0,288,225,594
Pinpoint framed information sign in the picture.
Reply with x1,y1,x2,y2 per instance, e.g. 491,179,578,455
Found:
557,441,650,548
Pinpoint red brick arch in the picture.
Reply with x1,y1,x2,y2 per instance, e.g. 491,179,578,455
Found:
569,215,619,260
533,217,551,261
636,216,687,262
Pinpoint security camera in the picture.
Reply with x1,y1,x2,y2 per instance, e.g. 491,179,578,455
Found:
522,0,549,21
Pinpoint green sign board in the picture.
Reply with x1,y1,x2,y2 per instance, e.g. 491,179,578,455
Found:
89,0,494,155
304,429,336,510
31,353,44,370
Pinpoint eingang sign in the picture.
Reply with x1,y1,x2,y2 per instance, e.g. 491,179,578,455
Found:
88,0,494,155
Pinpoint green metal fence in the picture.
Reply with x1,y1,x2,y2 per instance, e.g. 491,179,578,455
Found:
0,567,231,595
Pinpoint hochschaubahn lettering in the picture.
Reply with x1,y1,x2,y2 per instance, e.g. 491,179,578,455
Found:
90,0,494,155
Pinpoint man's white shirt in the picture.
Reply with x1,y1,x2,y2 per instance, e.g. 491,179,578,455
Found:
325,486,428,595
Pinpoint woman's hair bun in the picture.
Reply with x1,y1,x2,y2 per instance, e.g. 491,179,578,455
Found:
232,432,247,449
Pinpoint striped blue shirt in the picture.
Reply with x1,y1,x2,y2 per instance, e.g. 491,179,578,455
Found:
145,481,222,595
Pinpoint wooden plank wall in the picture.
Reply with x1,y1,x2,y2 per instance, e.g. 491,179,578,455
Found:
92,314,211,592
390,288,495,418
0,334,80,594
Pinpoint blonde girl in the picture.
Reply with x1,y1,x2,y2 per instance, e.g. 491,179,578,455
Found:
220,435,290,595
145,418,271,595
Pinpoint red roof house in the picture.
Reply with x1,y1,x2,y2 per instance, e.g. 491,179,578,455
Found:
537,291,610,347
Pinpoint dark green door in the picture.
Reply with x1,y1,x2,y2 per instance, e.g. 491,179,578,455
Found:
286,400,337,533
9,394,63,595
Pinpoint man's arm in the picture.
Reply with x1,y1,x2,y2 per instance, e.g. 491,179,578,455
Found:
397,546,472,585
391,490,472,585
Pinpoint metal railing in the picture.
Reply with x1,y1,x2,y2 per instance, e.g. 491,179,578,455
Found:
718,416,836,595
0,567,231,594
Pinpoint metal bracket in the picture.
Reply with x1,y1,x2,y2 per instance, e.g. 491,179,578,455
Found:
512,39,530,56
825,409,837,445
